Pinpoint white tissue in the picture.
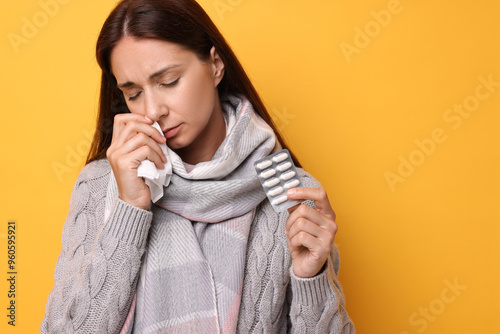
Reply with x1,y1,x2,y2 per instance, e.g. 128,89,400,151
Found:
137,122,172,202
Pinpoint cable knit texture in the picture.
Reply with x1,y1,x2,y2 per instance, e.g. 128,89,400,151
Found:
41,159,355,333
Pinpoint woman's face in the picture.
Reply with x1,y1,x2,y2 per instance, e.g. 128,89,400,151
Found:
110,36,226,164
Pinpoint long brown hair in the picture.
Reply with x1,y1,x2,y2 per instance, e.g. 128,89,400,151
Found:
86,0,301,166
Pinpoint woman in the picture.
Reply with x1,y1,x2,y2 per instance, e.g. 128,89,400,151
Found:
41,0,354,333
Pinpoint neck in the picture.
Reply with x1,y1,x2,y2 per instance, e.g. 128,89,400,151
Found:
175,101,226,165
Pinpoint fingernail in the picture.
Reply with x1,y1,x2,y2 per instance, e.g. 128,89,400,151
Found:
287,189,296,196
145,115,152,122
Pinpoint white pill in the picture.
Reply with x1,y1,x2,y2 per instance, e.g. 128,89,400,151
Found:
272,152,288,163
268,186,284,196
284,179,300,189
256,160,272,170
272,195,288,205
260,168,276,178
276,162,292,172
280,170,296,181
264,178,280,188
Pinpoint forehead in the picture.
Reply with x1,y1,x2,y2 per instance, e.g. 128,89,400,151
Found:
110,37,194,78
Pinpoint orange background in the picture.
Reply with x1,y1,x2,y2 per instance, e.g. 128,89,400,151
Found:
1,0,499,332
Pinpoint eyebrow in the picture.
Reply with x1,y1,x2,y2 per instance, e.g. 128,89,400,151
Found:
117,64,181,89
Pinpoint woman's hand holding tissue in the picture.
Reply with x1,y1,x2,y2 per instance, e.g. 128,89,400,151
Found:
106,113,167,210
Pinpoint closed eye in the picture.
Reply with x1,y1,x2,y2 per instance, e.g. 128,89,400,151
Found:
128,91,141,101
126,78,179,101
161,78,179,87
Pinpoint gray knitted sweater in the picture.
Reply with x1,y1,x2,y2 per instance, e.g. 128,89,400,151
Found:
41,159,354,333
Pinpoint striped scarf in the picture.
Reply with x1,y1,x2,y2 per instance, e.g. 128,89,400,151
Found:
106,95,278,333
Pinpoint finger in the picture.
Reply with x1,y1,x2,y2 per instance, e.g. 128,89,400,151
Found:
110,122,167,164
287,187,335,220
114,145,165,172
287,216,323,239
286,204,336,235
289,230,326,256
115,118,166,146
112,113,153,141
288,218,336,251
112,114,167,146
287,203,300,215
114,133,167,169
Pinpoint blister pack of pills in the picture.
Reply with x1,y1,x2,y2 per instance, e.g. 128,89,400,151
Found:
254,149,303,212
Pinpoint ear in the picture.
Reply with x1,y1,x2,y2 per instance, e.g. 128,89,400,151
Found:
209,46,225,86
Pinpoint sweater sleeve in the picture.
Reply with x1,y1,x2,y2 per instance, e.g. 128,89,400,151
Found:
286,169,355,333
288,245,355,333
40,160,153,333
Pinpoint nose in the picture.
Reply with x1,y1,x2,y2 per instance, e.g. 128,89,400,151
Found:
144,90,167,121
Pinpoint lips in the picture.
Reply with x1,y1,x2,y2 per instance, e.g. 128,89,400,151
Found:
163,124,182,139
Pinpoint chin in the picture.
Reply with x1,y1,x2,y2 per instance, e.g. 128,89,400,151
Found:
166,142,182,151
167,137,190,151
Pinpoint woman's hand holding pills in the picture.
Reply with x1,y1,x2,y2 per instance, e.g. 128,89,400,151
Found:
107,113,167,210
285,187,337,278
